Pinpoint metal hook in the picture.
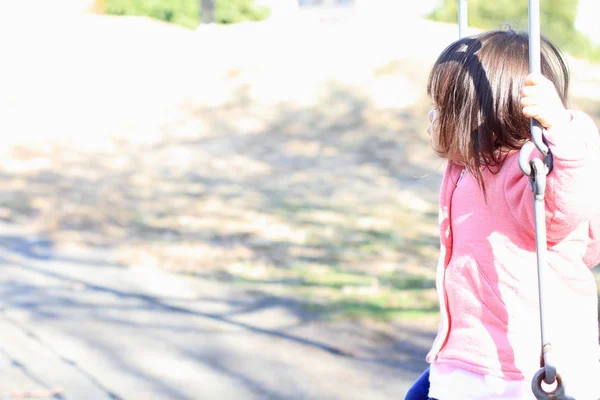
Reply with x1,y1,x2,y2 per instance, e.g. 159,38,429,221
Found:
531,120,550,156
519,141,536,176
518,139,553,185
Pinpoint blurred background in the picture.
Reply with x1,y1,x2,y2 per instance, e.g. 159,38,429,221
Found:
0,0,599,399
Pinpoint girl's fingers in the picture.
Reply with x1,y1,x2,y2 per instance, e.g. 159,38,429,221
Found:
521,73,568,129
520,85,546,97
520,86,535,96
523,72,548,86
520,96,538,107
522,105,541,119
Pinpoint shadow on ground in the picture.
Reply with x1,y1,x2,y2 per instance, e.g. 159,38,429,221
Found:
0,233,433,398
0,80,444,321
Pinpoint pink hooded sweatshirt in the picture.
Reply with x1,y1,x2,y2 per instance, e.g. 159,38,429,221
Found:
426,110,600,384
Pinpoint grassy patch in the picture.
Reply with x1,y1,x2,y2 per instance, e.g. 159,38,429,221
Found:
210,263,439,322
303,301,439,322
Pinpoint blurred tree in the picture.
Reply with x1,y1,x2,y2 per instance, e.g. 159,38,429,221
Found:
215,0,270,24
103,0,270,27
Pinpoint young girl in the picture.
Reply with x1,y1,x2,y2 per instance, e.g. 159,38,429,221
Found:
406,29,600,400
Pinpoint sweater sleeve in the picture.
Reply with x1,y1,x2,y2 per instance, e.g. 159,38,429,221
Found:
504,110,600,244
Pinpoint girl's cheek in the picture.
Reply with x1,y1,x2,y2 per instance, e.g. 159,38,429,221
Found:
428,108,438,123
428,120,439,138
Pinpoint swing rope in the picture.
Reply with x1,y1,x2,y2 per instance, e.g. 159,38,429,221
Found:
458,0,468,38
459,0,573,398
519,1,571,398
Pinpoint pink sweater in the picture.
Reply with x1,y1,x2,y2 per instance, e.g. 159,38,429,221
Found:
426,110,600,381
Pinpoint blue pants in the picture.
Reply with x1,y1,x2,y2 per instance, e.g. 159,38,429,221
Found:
405,367,431,400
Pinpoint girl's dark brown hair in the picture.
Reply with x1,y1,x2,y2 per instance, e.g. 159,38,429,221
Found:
427,29,569,193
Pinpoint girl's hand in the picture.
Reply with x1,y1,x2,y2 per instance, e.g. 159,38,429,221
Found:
520,73,571,130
